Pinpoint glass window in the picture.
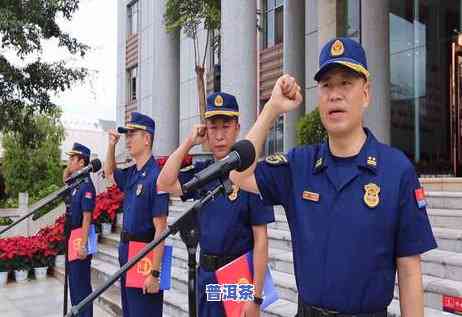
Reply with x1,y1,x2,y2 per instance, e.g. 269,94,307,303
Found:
389,0,460,175
262,0,284,48
127,1,138,35
337,0,361,41
260,101,284,155
127,67,137,103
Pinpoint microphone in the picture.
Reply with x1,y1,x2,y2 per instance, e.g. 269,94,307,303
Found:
64,158,102,185
182,139,255,194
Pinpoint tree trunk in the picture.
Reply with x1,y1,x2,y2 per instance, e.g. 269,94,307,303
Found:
195,65,210,152
195,65,206,123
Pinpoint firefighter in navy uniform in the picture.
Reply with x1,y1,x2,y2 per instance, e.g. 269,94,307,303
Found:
64,142,96,317
105,112,169,317
231,38,437,317
157,92,274,317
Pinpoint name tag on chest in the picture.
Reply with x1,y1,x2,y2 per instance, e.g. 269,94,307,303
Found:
302,191,320,202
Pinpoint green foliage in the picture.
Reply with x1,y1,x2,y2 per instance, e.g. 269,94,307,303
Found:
0,217,13,226
0,0,88,145
164,0,220,36
296,107,328,145
164,0,220,66
2,112,64,200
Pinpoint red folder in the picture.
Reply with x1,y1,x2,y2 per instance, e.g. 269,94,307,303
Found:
68,228,84,262
215,253,253,317
126,241,156,288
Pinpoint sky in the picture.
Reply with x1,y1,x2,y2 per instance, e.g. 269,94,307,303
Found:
47,0,117,122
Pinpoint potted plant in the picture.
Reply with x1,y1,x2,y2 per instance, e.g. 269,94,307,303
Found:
37,215,64,267
0,238,12,287
93,186,123,235
30,237,56,280
10,237,32,283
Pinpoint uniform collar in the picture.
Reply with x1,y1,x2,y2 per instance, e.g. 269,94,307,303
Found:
136,155,156,176
312,127,379,175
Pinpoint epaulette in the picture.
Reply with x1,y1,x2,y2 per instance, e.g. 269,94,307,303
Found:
180,164,195,172
265,153,288,166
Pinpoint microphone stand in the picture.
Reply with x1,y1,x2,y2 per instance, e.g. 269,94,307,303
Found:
66,178,234,317
179,209,200,317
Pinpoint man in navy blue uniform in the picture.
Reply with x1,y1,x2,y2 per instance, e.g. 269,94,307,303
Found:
157,92,274,317
64,142,97,317
105,112,169,317
231,38,437,316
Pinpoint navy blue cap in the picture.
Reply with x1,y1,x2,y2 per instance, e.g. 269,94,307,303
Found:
205,92,240,119
314,37,369,81
66,142,91,158
117,112,155,135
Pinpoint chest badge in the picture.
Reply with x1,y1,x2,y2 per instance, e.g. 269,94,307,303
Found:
228,185,240,201
136,184,143,196
302,191,320,202
363,183,380,208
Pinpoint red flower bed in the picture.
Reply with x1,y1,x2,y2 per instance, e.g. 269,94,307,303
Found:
92,185,124,224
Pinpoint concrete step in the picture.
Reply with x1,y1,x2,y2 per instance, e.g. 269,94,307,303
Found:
394,274,462,311
388,298,457,317
432,227,462,253
426,192,462,210
421,178,462,193
428,209,462,231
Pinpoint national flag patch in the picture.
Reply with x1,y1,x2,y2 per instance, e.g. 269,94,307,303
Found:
85,192,93,199
414,188,426,209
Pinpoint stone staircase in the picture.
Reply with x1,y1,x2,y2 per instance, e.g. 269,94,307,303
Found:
54,188,462,317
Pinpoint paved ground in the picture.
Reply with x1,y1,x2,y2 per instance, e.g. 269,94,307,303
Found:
0,277,109,317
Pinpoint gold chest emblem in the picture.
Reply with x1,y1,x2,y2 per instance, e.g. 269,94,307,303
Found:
363,183,380,208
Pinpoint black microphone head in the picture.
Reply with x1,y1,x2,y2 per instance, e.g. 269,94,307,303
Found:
90,158,102,173
230,140,255,172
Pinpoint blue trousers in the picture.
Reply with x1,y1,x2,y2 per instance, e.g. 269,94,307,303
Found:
118,242,163,317
69,256,93,317
197,267,226,317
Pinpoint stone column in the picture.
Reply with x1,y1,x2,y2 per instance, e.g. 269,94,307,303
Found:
150,0,180,156
221,1,258,138
361,0,391,144
283,0,305,151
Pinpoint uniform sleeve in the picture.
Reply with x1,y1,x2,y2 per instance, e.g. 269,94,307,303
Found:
113,168,129,191
395,165,437,257
248,192,275,225
254,150,294,207
81,182,96,213
151,176,169,218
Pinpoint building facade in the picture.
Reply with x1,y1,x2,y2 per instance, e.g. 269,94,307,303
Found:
116,0,462,176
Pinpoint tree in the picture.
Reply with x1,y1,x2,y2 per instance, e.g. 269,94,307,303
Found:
164,0,220,122
0,0,88,145
296,107,328,145
2,110,64,199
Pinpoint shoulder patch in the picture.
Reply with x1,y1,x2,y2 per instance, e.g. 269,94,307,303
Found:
265,153,288,166
180,164,195,172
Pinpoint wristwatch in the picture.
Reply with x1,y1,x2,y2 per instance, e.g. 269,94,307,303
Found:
253,296,263,306
151,269,160,278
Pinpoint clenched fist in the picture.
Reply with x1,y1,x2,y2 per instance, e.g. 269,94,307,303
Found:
108,129,120,147
268,74,303,115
